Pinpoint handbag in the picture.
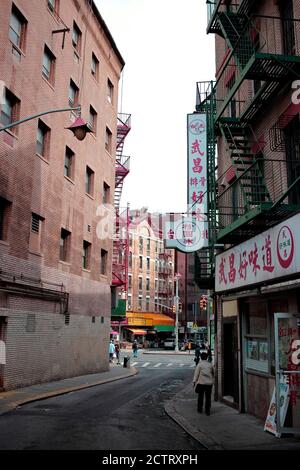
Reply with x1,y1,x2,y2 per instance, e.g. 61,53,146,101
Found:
195,384,201,393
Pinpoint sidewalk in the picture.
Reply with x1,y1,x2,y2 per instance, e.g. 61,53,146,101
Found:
0,364,137,416
165,383,300,450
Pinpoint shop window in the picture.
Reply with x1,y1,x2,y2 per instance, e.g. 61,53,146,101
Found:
244,301,269,373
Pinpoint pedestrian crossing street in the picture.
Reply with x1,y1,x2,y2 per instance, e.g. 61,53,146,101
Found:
129,360,196,370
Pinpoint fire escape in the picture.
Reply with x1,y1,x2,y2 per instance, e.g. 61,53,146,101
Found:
201,0,300,246
158,251,174,317
112,114,131,295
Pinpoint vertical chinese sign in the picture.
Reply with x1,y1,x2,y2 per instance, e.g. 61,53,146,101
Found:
164,113,209,253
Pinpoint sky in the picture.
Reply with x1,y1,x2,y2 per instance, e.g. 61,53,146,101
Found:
95,0,215,214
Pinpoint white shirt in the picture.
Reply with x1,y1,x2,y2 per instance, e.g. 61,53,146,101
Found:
193,359,214,385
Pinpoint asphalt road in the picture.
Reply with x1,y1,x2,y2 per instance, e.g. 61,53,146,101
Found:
0,354,204,450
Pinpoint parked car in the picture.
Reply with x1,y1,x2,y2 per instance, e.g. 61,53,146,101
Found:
164,338,175,350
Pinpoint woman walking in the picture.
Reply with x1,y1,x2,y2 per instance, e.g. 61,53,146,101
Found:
193,351,214,415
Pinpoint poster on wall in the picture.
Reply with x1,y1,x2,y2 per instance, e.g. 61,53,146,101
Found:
264,379,289,437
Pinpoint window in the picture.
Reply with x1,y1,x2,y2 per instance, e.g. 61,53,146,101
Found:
279,0,295,56
139,236,143,253
146,257,150,271
146,278,150,291
69,80,79,108
48,0,59,15
42,46,55,84
138,296,142,310
105,127,112,153
155,279,158,292
0,198,11,241
82,240,91,270
64,147,74,179
103,182,110,204
244,301,269,374
60,228,71,262
88,106,97,134
36,120,50,158
129,251,132,268
85,166,94,196
128,275,132,289
100,249,108,275
0,88,20,132
155,298,158,312
127,295,132,310
146,297,150,312
285,115,300,205
147,238,151,255
31,213,43,234
30,213,44,253
91,53,99,80
139,277,143,290
72,21,82,56
9,4,27,51
139,256,143,269
107,79,114,103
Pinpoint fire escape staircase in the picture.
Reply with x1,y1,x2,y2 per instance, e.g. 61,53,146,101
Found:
204,4,300,243
112,114,131,289
213,11,300,124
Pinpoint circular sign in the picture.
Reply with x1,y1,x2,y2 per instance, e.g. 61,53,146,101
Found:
277,225,294,269
175,219,202,251
189,118,206,135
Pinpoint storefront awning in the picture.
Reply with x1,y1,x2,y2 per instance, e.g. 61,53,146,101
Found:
125,328,147,335
154,325,175,332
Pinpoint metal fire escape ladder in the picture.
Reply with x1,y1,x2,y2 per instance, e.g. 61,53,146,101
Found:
112,114,131,291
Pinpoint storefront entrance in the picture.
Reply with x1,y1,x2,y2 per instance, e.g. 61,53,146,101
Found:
223,320,239,405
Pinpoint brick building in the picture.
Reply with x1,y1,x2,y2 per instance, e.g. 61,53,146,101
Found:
0,0,125,390
197,0,300,430
122,211,175,343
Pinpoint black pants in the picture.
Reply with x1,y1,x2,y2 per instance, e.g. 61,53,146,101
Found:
197,384,213,413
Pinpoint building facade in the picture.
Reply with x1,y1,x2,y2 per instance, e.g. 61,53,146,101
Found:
122,212,175,343
197,0,300,428
0,0,124,390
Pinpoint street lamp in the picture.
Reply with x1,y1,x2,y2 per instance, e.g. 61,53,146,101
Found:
174,272,181,353
0,106,91,141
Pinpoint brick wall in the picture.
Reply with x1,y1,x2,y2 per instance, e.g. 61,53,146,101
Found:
0,0,124,389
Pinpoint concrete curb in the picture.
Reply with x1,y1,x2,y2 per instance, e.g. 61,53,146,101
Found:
0,368,138,416
164,395,224,450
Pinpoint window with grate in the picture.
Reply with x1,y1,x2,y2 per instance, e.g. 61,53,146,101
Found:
31,213,42,234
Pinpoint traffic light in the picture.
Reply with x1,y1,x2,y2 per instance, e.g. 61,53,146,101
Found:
200,297,204,309
203,296,207,310
178,303,182,313
172,305,176,313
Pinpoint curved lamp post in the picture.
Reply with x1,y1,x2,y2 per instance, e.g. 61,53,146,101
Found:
0,106,92,141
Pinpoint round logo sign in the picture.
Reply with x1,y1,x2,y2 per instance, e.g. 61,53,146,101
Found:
277,225,294,269
175,219,202,251
189,118,206,135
